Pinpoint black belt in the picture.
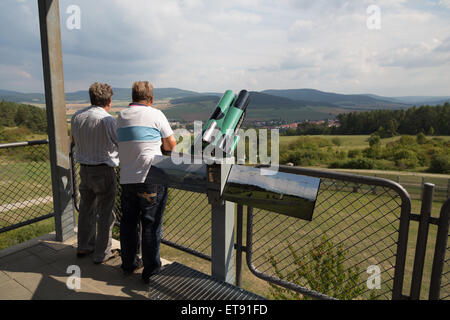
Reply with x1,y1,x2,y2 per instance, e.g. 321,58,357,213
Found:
80,163,109,167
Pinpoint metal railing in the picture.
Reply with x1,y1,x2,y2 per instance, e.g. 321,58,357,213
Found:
2,140,449,300
234,167,450,300
343,171,450,202
0,140,54,234
70,146,212,261
237,166,412,300
429,198,450,300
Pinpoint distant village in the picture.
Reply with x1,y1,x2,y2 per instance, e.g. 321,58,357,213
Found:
168,119,341,132
247,119,341,130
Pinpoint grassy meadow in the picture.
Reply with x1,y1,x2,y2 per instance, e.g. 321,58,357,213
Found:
0,134,449,299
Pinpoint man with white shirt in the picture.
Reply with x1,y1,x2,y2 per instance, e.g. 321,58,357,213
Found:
71,82,119,264
117,81,176,284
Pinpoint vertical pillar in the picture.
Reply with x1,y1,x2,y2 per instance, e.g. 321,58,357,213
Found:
410,183,434,299
207,162,235,284
38,0,76,242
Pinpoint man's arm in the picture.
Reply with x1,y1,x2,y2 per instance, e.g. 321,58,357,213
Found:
162,135,177,152
159,110,176,152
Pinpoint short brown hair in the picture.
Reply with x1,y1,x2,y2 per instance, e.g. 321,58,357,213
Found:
89,82,113,107
132,81,154,103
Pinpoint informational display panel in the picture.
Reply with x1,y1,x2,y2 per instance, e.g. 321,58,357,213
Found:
222,166,321,221
146,155,208,193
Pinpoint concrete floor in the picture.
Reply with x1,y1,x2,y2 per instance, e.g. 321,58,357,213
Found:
0,233,171,300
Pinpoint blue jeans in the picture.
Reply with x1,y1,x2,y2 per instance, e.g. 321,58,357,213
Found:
120,183,168,279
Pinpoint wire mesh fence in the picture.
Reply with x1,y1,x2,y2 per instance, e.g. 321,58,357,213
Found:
162,189,211,260
348,171,450,201
246,177,407,300
0,141,54,233
443,246,450,299
70,149,212,260
2,140,448,300
436,200,450,300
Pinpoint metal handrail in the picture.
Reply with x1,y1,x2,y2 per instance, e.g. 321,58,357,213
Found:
0,139,49,149
244,165,412,300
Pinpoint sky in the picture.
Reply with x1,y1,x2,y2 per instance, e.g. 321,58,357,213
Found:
0,0,449,96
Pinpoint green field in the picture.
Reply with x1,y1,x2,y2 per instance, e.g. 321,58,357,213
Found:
280,135,450,150
279,135,450,201
1,135,449,299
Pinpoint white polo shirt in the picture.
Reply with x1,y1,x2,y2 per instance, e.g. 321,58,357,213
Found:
117,104,174,184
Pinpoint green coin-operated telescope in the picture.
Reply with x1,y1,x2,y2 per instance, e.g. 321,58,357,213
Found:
151,89,320,221
201,90,250,155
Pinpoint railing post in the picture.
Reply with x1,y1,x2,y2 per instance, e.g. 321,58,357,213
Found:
235,204,244,287
410,183,434,299
38,0,76,242
429,199,450,300
207,162,235,284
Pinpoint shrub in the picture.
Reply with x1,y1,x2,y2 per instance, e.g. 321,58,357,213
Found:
393,149,418,161
416,132,427,144
281,148,332,167
368,134,381,147
0,127,32,143
395,158,418,170
398,135,416,146
329,158,374,170
372,159,397,171
363,146,381,159
429,155,450,174
268,236,375,300
345,158,374,169
348,149,362,159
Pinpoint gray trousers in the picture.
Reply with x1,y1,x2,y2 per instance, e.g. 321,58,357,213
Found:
78,165,117,262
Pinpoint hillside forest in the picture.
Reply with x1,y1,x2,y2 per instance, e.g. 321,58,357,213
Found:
0,100,449,174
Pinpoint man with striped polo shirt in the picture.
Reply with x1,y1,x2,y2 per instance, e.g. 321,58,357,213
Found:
117,81,176,284
71,82,119,264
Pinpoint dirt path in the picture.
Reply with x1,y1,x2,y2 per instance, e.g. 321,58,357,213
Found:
0,196,53,213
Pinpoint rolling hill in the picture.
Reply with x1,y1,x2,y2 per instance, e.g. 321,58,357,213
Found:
262,89,409,109
1,87,448,122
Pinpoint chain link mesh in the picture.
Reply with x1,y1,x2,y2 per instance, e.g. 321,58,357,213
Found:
71,150,212,259
249,178,404,300
442,243,450,300
439,199,450,300
0,143,53,232
162,189,211,257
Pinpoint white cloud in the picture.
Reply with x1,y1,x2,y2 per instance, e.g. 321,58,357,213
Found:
439,0,450,9
0,0,449,96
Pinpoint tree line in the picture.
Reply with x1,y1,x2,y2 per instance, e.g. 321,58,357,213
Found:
282,103,450,137
0,100,47,134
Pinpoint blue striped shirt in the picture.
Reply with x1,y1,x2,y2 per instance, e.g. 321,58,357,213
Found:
117,104,173,184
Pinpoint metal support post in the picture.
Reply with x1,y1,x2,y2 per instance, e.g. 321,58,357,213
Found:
207,161,235,284
410,183,434,299
38,0,76,242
